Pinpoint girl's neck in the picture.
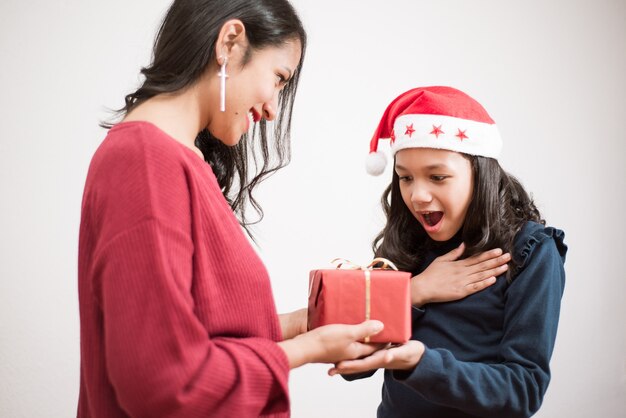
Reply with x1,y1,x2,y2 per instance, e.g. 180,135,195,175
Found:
423,230,463,254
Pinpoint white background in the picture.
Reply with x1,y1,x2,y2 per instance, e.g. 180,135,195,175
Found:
1,0,625,417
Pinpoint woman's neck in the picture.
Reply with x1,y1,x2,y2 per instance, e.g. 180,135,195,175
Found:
122,88,209,159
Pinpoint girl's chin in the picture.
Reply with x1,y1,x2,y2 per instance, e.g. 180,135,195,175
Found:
426,232,453,242
421,222,461,242
419,214,444,235
425,226,462,242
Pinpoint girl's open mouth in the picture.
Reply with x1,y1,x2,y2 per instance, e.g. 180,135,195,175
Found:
420,211,444,232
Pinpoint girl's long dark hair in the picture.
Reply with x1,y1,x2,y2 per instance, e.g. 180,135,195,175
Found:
102,0,307,233
373,155,544,279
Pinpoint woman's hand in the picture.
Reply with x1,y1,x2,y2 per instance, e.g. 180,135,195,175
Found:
278,308,308,340
412,243,511,307
328,340,425,376
277,320,385,369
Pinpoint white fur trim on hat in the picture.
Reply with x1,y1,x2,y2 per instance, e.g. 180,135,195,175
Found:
390,114,502,158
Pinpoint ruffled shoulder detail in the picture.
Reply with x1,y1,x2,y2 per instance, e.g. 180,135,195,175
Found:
513,221,567,271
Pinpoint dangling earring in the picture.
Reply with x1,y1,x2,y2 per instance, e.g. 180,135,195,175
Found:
217,56,228,112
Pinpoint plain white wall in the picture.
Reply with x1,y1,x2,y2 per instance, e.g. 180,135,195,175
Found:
1,0,625,417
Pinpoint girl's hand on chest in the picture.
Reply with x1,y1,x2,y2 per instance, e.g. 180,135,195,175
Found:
411,243,511,307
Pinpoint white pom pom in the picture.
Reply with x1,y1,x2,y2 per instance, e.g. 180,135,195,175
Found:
365,151,387,176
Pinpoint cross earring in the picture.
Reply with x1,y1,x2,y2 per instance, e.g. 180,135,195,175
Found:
218,56,228,112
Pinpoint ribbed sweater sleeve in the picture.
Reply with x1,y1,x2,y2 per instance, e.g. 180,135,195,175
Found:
78,123,289,417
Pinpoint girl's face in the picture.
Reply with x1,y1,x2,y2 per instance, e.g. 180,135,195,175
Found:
207,40,302,146
395,148,474,242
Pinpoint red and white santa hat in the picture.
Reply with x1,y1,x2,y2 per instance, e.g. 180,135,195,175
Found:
365,86,502,175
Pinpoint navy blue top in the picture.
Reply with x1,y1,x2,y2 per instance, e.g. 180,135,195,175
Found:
344,222,567,418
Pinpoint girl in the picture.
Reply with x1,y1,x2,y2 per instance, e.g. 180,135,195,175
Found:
335,86,567,418
77,1,387,417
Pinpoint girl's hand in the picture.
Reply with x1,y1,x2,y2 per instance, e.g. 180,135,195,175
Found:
412,243,511,307
278,308,308,340
328,340,425,376
278,320,386,369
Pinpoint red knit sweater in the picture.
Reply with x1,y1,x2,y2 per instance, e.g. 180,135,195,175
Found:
77,122,290,417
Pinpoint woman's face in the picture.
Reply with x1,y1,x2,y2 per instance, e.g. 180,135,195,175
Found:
207,39,302,146
395,148,474,242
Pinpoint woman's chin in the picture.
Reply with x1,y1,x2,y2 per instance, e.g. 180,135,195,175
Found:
212,132,242,147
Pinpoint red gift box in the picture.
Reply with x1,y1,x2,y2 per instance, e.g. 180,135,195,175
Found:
307,260,412,343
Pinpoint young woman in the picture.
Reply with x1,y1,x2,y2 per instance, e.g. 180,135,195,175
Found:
77,1,389,417
336,86,567,418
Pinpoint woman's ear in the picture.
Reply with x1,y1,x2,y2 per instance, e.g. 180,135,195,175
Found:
214,19,247,65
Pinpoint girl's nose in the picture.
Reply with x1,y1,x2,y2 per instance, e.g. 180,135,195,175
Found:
411,185,432,205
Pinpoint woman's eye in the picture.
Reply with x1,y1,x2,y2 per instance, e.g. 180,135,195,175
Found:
398,175,412,182
431,175,447,182
276,74,288,85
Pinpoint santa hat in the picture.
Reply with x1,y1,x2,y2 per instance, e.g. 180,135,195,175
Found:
365,86,502,175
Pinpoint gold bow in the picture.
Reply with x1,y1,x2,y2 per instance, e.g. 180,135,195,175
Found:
330,257,399,271
330,257,399,342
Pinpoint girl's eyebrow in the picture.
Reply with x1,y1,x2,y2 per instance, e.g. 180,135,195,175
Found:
395,163,448,171
424,163,448,170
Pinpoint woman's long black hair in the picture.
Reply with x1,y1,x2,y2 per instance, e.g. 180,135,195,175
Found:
102,0,307,233
373,155,544,279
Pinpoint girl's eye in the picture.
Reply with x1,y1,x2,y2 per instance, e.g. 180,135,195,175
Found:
430,175,448,182
398,175,412,182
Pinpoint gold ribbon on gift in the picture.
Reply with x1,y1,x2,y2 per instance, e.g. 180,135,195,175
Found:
330,257,399,342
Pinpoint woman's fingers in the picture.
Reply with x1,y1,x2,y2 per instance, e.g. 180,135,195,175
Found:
352,341,388,358
350,320,384,341
340,321,385,358
330,341,424,375
329,350,390,375
348,343,383,359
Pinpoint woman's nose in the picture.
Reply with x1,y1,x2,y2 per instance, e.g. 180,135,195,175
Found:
262,95,278,121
